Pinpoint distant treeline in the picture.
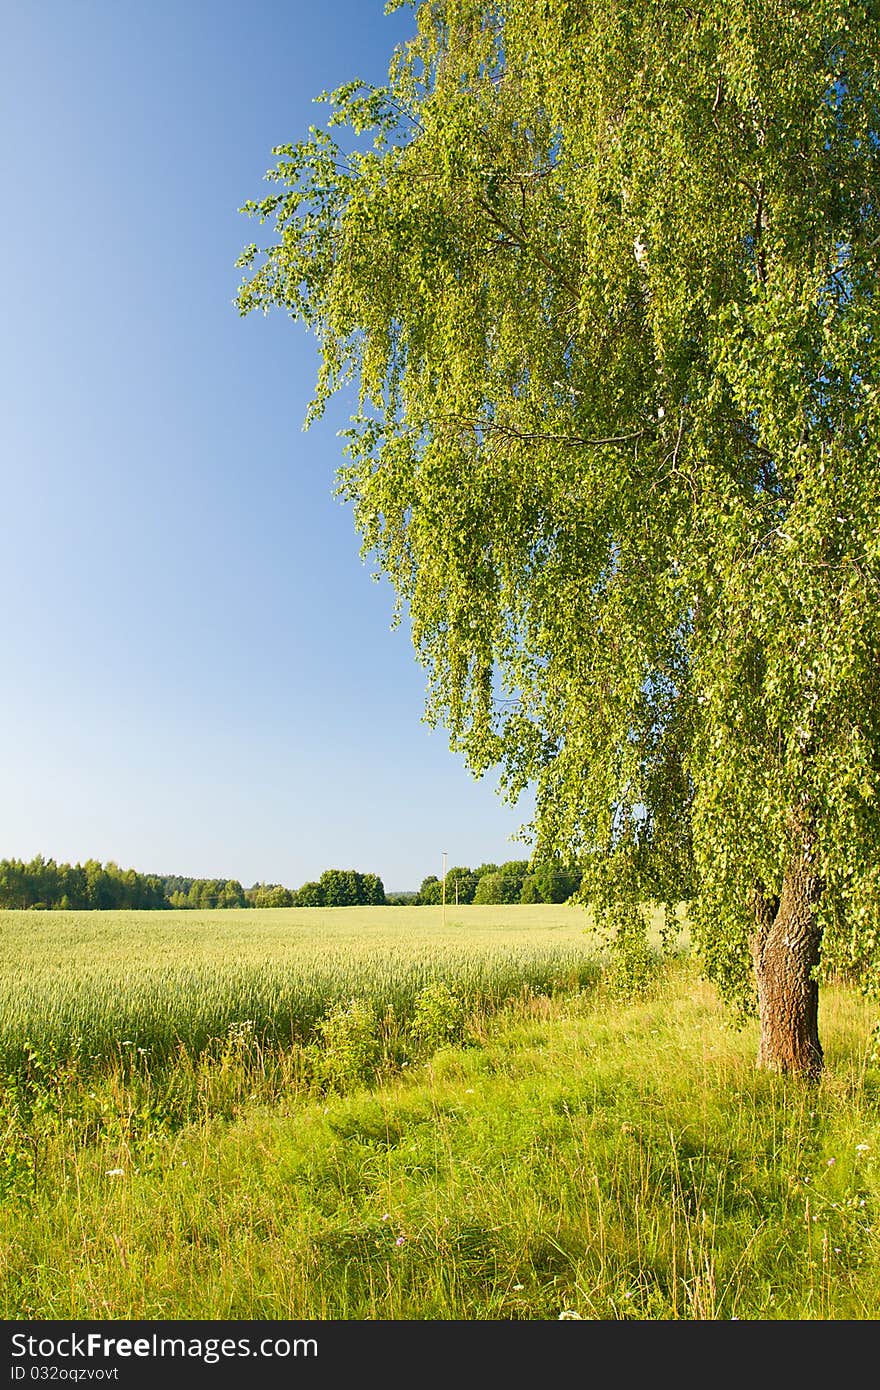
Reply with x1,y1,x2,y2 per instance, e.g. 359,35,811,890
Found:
413,860,581,906
0,858,386,911
0,856,580,910
0,858,169,911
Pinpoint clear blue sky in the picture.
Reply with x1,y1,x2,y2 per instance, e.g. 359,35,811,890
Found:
0,1,533,891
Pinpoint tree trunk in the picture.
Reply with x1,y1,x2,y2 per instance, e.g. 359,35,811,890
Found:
751,849,823,1080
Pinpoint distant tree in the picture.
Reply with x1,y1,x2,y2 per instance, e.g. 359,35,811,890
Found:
294,881,325,907
499,860,529,896
342,870,362,905
361,872,387,906
474,870,520,905
473,864,499,881
445,866,477,905
417,874,442,905
219,879,247,908
162,875,194,901
0,860,26,908
85,860,114,911
532,862,581,905
519,875,541,904
319,869,357,907
189,880,214,909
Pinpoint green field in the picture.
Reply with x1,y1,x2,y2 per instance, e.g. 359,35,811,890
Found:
2,903,877,1320
0,902,661,1069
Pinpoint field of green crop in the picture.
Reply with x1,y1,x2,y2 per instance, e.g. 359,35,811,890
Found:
1,903,678,1070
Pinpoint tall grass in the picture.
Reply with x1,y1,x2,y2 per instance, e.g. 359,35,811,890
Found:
1,959,877,1320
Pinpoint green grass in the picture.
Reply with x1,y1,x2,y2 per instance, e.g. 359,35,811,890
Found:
1,905,877,1320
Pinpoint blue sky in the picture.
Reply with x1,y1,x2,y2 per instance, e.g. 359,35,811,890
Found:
0,1,533,891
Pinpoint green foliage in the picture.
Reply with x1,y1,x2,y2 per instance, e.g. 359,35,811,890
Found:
250,884,294,908
294,881,325,907
0,859,393,912
601,903,661,1002
361,872,387,907
409,978,465,1054
472,861,529,903
309,998,381,1091
318,868,387,907
0,857,167,911
532,862,580,905
0,1077,37,1200
445,866,478,904
184,878,249,910
519,874,541,904
417,874,442,905
238,0,880,1021
419,866,482,904
474,869,519,904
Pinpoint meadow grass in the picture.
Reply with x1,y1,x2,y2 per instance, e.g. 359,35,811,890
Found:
1,928,878,1320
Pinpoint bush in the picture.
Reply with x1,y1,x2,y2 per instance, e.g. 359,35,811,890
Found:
309,999,380,1091
409,980,465,1055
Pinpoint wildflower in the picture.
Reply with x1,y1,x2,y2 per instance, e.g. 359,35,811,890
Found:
381,1213,390,1222
137,1047,149,1055
558,1310,582,1320
827,1158,836,1166
856,1144,869,1152
512,1284,524,1291
395,1236,406,1246
105,1169,124,1178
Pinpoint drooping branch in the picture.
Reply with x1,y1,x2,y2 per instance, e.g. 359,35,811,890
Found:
435,415,651,449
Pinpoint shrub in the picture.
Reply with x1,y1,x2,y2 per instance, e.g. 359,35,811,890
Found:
310,998,380,1091
409,980,465,1055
